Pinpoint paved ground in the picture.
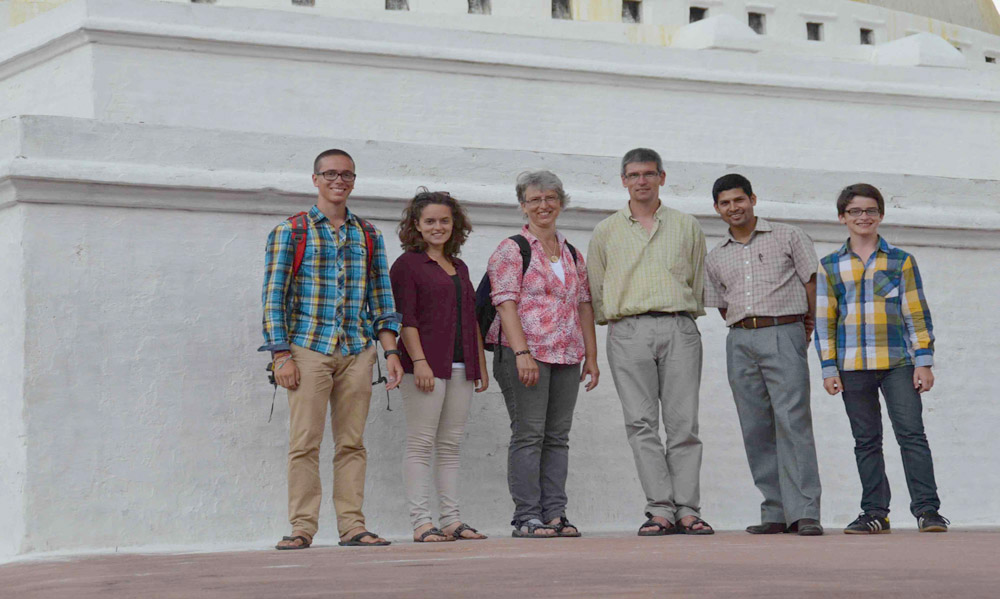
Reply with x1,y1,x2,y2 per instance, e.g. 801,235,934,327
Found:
3,530,998,598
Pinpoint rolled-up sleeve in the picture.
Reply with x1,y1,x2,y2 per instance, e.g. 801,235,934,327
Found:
488,239,523,306
367,230,402,334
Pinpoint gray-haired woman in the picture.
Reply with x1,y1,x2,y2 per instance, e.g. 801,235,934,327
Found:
485,170,600,538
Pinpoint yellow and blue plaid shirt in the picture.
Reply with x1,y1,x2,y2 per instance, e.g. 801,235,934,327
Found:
814,236,934,379
260,205,400,357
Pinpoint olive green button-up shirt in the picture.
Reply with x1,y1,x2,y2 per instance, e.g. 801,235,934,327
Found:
587,202,707,325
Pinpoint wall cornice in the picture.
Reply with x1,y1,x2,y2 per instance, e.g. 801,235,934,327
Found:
2,1,999,112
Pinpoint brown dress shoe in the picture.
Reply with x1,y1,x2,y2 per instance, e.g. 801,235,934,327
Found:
794,518,824,536
745,522,787,534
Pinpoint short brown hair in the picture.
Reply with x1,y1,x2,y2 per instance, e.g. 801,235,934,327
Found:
397,189,473,258
837,183,884,216
313,148,354,174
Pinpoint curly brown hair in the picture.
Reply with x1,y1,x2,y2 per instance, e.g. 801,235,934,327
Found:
397,189,473,258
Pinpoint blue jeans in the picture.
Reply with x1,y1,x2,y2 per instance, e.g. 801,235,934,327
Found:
840,366,940,518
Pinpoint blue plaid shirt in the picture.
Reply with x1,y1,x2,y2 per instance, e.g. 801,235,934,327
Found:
260,205,401,356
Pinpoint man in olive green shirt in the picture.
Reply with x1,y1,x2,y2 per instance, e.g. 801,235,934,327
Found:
587,148,712,535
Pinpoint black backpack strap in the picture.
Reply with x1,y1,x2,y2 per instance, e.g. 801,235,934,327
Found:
511,235,532,275
566,242,579,265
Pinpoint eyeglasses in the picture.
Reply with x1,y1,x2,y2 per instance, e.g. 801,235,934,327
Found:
624,171,661,182
316,170,356,182
845,208,881,217
524,197,561,207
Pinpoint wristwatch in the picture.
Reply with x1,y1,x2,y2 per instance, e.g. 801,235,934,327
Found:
384,349,401,359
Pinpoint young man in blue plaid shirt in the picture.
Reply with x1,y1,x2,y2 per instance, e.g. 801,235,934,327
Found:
815,183,949,534
260,149,403,549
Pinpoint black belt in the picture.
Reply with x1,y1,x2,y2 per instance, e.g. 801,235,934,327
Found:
633,311,689,318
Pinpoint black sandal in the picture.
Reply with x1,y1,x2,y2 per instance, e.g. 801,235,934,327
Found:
275,534,312,550
414,527,452,543
338,531,391,546
512,519,557,538
637,514,676,537
553,516,582,537
450,523,487,540
678,517,715,535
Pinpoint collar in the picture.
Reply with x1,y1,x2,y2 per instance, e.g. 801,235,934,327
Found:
837,235,891,257
307,204,356,226
622,200,666,223
722,217,772,246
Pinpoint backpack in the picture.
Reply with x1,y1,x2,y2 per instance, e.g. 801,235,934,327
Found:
287,211,376,278
474,234,578,351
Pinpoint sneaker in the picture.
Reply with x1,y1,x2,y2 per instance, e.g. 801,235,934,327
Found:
843,512,891,534
917,511,949,533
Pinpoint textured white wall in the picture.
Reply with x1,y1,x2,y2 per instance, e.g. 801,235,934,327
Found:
0,202,26,558
0,0,998,556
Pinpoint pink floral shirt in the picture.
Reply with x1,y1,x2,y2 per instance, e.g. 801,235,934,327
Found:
486,226,592,365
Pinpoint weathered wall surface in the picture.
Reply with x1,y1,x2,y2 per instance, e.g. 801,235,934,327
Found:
0,201,26,558
0,0,998,557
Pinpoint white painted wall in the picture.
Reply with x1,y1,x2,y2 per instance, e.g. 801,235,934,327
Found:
2,115,998,556
0,200,26,559
0,0,998,556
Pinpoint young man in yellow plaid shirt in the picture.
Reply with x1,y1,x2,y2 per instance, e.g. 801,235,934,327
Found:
815,183,948,534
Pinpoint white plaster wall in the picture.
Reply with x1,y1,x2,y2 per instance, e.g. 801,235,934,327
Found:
0,202,27,559
12,198,999,554
1,115,997,555
0,44,94,122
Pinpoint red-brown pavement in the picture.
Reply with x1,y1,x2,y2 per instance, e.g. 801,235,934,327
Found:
3,530,999,598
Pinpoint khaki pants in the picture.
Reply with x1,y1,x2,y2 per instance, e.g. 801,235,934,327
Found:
606,314,703,522
287,343,376,537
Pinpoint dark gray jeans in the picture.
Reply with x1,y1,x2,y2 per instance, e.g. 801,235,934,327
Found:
840,366,941,518
494,346,581,525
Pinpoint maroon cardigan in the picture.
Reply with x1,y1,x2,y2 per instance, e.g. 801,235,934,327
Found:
389,251,481,381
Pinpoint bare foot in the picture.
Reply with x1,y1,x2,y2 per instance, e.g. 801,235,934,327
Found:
413,523,452,542
275,530,312,549
547,518,578,536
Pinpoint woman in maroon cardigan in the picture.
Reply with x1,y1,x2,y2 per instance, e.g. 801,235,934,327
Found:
390,190,489,543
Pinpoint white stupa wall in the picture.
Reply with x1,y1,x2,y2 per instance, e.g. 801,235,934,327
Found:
0,0,998,556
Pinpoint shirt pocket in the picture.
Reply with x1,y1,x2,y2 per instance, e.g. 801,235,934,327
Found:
872,270,901,300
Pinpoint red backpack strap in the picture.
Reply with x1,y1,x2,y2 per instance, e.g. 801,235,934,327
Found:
286,212,309,277
357,218,376,276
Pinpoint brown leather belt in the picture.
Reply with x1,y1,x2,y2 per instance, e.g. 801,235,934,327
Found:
732,315,804,329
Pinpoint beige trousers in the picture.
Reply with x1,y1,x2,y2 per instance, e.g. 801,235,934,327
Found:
287,343,376,537
399,367,474,530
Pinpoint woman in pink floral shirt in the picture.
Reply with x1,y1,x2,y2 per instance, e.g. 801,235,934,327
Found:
487,170,599,538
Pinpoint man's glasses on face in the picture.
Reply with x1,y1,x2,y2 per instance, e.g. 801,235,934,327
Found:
624,171,661,182
845,208,881,217
316,170,356,182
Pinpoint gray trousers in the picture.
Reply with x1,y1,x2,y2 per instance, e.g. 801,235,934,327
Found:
494,346,581,524
606,314,703,522
726,322,821,525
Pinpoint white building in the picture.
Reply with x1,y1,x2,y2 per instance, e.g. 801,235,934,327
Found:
1,0,999,557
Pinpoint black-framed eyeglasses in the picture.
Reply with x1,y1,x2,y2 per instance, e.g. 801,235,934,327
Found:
316,170,356,182
845,208,881,217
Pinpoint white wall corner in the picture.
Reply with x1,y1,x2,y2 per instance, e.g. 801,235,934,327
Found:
670,14,762,53
873,32,966,68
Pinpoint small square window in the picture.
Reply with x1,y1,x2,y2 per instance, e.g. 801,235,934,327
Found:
468,0,491,14
552,0,571,20
690,7,708,23
748,12,765,35
386,0,409,10
623,1,641,24
807,22,823,42
860,28,874,45
987,56,997,64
